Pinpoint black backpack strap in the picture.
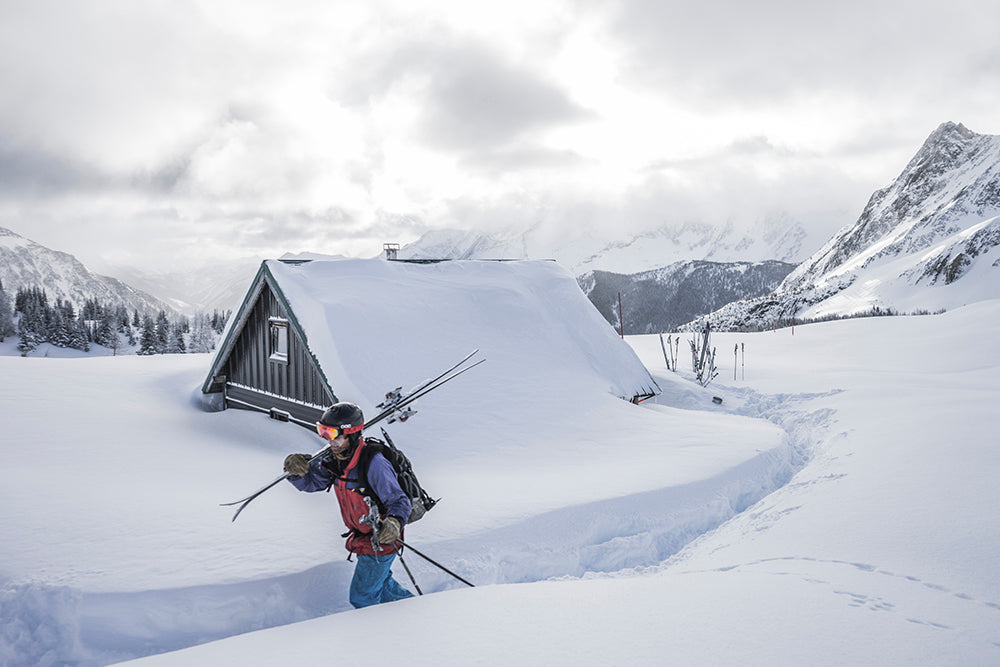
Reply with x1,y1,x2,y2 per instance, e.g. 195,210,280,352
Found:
355,438,386,511
382,428,437,514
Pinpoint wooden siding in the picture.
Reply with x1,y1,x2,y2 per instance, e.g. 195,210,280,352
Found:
221,283,335,408
224,383,325,430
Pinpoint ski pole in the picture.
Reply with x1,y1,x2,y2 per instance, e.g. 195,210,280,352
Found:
394,539,475,588
397,551,423,595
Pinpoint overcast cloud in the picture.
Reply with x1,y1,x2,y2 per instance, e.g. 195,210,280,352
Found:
1,0,998,272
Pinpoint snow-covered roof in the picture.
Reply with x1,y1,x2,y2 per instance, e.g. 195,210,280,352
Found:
204,258,658,409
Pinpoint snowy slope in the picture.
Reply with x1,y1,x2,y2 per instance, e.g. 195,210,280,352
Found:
785,122,1000,290
690,123,1000,329
0,226,175,315
100,299,1000,666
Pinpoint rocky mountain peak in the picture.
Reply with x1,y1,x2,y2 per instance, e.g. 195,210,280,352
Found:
783,122,1000,290
691,122,1000,329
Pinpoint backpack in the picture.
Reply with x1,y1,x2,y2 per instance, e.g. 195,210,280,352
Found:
356,428,437,524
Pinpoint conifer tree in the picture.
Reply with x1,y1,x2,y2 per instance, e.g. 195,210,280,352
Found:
167,321,186,353
16,291,44,356
154,310,170,353
94,314,117,349
0,279,14,342
138,315,158,355
15,286,49,355
188,312,217,353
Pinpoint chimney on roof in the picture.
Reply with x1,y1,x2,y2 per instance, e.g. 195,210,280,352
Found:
383,243,400,260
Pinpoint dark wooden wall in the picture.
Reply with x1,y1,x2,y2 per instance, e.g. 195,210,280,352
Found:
222,284,334,410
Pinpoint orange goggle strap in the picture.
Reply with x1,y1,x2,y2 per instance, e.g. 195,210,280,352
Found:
316,422,364,439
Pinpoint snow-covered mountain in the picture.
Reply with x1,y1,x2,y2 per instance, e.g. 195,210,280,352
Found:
569,212,815,274
398,211,819,275
579,260,796,334
397,215,816,331
690,122,1000,329
0,226,177,315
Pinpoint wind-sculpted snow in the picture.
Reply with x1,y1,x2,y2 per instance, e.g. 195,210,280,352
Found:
0,582,84,666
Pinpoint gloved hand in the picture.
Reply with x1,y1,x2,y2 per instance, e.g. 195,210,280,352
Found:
283,453,311,477
377,516,401,544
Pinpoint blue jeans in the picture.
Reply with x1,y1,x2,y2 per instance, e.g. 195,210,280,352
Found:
349,553,415,608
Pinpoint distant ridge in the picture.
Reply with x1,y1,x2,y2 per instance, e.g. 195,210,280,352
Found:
397,210,819,275
579,260,796,333
0,226,177,315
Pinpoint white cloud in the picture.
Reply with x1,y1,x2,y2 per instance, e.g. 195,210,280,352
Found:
1,0,998,271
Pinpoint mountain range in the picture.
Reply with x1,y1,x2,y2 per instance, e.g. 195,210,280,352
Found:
689,122,1000,330
397,210,821,275
1,210,819,320
393,211,821,333
3,122,997,333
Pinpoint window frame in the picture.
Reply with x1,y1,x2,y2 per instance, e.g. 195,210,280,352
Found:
268,317,289,364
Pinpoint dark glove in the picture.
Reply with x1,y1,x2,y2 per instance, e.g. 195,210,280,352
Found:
377,516,401,544
283,453,311,477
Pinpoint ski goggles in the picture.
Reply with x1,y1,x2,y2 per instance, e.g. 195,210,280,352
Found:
316,422,362,440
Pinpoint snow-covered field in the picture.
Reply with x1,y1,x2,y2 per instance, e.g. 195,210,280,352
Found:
2,294,999,665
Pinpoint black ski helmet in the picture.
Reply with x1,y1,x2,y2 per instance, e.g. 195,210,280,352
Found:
319,402,364,435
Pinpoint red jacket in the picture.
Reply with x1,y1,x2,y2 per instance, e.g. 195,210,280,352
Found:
287,438,409,556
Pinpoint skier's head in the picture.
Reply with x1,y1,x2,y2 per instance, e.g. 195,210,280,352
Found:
317,402,364,457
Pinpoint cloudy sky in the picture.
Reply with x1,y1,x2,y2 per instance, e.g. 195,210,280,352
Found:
2,0,998,272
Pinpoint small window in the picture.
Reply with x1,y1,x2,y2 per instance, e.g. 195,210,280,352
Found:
269,318,289,363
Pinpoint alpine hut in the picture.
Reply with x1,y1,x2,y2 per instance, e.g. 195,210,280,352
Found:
202,257,659,430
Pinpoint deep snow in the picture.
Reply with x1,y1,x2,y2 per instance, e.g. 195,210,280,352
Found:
1,289,999,665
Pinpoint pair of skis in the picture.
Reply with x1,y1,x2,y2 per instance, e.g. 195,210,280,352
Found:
221,350,484,522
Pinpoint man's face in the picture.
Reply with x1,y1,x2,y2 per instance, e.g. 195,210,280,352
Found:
329,433,350,454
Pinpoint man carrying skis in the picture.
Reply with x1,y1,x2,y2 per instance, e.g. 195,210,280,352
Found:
283,401,414,608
